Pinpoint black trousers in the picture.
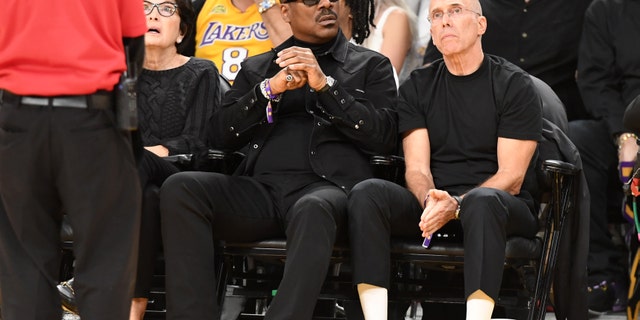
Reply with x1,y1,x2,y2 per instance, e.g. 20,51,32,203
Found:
0,103,141,320
160,171,347,320
348,179,537,300
134,151,179,298
568,119,626,281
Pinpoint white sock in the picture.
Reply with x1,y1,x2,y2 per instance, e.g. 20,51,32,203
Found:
357,283,388,320
466,290,495,320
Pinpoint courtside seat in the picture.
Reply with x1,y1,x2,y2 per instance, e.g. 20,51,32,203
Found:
219,135,582,320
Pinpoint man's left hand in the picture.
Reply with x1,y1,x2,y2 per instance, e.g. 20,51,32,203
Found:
275,46,327,91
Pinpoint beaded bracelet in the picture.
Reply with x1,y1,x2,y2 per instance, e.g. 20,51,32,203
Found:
260,79,281,102
260,79,280,123
617,132,638,149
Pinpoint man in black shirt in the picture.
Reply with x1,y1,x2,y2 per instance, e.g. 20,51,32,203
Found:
348,0,542,318
159,0,398,319
423,0,592,122
571,0,640,313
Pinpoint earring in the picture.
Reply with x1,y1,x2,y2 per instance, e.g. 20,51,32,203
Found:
177,38,183,44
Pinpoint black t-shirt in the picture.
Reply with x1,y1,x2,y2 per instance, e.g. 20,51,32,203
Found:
399,55,542,195
423,0,591,121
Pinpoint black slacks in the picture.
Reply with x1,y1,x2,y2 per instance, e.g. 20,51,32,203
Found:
568,119,626,281
160,171,347,320
0,103,141,320
348,178,537,300
134,151,179,298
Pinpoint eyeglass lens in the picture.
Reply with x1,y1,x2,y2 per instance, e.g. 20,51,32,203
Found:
143,1,177,17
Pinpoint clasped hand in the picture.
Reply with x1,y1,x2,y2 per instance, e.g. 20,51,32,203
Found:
269,46,327,95
419,189,458,238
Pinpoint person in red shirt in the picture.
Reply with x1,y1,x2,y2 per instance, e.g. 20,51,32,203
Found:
0,1,146,319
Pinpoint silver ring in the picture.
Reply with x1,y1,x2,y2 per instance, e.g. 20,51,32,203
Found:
286,74,293,82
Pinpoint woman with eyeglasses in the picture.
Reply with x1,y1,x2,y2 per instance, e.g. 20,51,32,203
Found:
131,0,225,318
57,1,223,319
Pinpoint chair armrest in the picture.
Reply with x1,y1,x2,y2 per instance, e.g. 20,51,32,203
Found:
539,158,579,239
542,159,578,176
163,154,193,164
207,149,245,175
162,154,194,171
370,155,406,185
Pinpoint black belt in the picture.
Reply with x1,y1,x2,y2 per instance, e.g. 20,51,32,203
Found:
0,89,113,109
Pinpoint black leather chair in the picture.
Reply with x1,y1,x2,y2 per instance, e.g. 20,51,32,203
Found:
216,118,584,320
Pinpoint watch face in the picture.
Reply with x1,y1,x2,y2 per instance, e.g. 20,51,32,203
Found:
326,76,335,87
259,0,274,11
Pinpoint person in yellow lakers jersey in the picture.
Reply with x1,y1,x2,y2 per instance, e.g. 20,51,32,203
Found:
189,0,292,82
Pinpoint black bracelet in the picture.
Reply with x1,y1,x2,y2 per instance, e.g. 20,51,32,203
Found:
452,195,462,219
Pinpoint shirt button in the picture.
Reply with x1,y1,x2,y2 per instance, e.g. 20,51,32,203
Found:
317,122,322,126
340,186,346,190
519,58,525,63
358,120,364,125
321,175,327,179
521,32,528,38
250,98,255,103
229,126,235,132
340,99,346,104
235,133,240,137
354,124,360,129
253,144,259,149
333,90,339,95
311,151,316,155
523,8,527,12
243,106,249,111
309,110,315,114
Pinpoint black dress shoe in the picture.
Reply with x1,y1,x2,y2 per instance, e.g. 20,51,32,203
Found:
58,278,78,314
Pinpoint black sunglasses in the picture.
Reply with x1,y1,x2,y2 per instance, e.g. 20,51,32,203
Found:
284,0,338,6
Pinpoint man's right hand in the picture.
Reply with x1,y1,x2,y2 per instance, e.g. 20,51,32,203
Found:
274,46,327,91
419,189,458,238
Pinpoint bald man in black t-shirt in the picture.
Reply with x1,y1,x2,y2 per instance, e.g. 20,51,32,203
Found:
347,0,543,318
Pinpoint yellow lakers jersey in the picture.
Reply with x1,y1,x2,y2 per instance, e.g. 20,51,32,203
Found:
195,0,274,82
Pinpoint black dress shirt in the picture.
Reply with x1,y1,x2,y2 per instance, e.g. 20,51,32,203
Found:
424,0,592,120
210,32,398,192
577,0,640,137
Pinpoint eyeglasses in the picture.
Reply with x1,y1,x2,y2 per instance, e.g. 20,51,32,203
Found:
143,1,178,17
283,0,338,6
428,6,480,23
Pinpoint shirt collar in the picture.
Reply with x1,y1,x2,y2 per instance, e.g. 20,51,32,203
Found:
275,29,348,64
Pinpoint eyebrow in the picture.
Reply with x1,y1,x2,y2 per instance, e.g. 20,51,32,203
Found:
430,2,465,13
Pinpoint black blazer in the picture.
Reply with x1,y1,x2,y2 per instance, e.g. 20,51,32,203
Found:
210,33,398,191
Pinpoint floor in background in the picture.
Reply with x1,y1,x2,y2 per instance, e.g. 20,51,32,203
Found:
546,312,626,320
61,310,628,320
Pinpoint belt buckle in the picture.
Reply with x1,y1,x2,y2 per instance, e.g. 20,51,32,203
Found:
21,96,50,106
52,97,88,108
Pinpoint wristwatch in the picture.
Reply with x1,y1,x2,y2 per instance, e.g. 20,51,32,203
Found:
317,76,336,93
452,195,462,219
258,0,276,13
